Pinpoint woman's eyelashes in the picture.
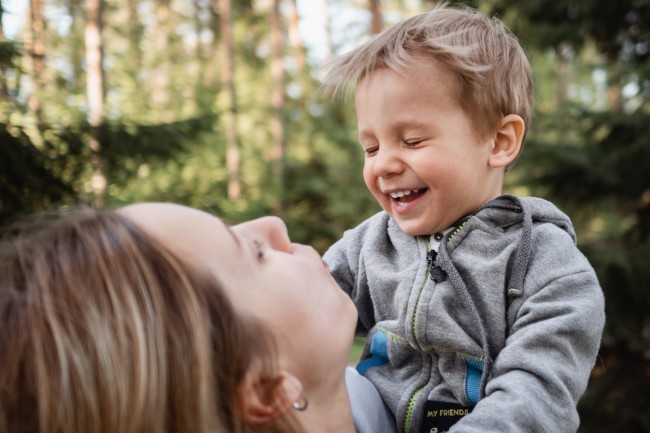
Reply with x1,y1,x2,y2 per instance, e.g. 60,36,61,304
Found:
253,239,266,261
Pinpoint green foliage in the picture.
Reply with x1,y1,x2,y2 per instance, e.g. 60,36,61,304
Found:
492,0,650,63
517,110,650,347
0,114,216,222
0,123,84,224
578,344,650,432
492,0,650,428
519,111,650,203
0,40,21,70
100,115,216,183
2,2,650,431
106,129,229,210
281,99,379,252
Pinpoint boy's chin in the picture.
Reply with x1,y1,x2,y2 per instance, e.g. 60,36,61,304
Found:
392,218,432,237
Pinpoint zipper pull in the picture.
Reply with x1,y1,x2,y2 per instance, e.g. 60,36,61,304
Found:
426,250,437,267
426,249,447,283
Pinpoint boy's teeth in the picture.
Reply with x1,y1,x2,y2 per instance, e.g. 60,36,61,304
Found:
389,189,418,199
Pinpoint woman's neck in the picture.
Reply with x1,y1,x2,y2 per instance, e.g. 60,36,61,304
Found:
296,369,355,433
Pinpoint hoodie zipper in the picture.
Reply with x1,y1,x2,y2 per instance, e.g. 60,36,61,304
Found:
411,241,432,344
403,223,468,432
403,388,423,432
403,241,432,432
448,220,468,242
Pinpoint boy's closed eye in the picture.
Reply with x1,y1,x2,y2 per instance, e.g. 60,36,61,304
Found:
360,141,379,156
403,138,425,147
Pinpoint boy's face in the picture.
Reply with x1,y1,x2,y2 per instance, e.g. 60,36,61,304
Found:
355,59,505,236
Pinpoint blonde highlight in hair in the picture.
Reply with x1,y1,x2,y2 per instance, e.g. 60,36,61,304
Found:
0,208,301,433
323,3,534,155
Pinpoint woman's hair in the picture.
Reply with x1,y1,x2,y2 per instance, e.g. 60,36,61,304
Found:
0,208,300,433
323,4,533,156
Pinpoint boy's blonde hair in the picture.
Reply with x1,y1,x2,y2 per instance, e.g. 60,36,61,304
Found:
324,4,534,150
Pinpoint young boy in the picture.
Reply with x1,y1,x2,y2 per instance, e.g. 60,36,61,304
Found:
322,5,605,433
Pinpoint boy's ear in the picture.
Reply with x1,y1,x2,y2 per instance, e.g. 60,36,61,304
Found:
237,369,303,425
488,114,525,169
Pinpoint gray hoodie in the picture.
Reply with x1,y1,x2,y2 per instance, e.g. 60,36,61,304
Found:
324,195,605,433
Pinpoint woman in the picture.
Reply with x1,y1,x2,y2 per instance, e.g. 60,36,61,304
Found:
0,203,396,433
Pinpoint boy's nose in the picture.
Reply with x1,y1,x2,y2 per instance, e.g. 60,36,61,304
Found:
234,216,293,253
371,147,404,178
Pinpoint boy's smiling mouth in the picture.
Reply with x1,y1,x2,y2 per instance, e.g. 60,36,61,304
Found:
388,188,427,204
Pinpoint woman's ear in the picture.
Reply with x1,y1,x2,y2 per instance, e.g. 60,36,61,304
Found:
488,114,525,169
237,370,303,425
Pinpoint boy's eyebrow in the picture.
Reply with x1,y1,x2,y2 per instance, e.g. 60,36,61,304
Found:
358,119,433,139
392,119,432,130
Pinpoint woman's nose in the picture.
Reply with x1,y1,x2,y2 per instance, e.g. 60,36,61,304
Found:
235,216,293,253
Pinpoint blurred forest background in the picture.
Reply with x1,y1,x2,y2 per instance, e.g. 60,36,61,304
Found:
1,0,649,430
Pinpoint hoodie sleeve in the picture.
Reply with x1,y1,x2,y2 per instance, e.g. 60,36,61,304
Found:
324,212,391,336
324,235,357,296
449,222,605,433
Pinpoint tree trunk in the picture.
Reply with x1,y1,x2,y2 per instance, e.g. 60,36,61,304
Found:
151,0,171,120
0,0,8,100
219,0,241,202
28,0,45,126
606,61,623,112
556,42,571,106
124,0,145,118
323,0,333,62
205,2,221,94
85,0,106,208
606,83,622,112
270,0,286,212
68,0,84,94
288,0,306,73
368,0,382,34
193,0,207,110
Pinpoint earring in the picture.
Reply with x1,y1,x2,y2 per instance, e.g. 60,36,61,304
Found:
292,391,309,411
